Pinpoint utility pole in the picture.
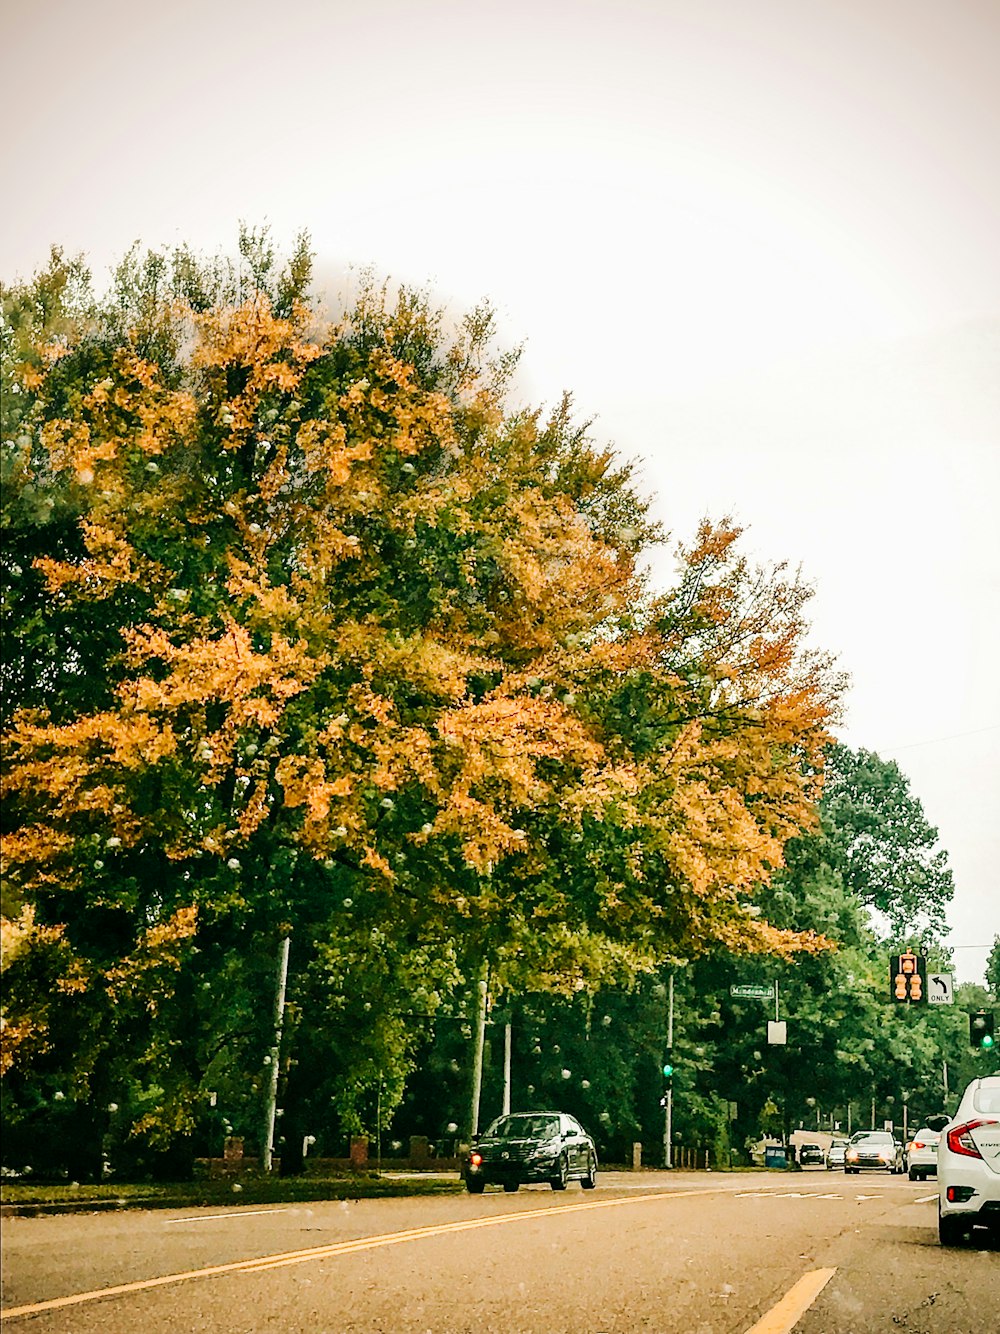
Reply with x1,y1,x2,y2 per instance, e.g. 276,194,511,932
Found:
262,934,291,1173
502,1021,512,1115
663,971,674,1169
468,960,489,1139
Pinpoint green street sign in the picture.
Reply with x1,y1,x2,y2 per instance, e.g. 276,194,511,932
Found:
730,984,775,1000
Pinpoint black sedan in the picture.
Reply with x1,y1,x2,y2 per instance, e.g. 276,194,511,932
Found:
464,1111,598,1193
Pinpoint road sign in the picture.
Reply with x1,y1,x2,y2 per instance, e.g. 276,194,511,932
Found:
927,973,954,1005
767,1020,787,1045
731,984,775,1000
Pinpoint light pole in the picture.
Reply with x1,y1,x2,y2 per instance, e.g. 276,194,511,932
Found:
262,934,290,1173
663,971,674,1169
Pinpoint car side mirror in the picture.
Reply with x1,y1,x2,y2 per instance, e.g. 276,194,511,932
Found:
924,1114,950,1132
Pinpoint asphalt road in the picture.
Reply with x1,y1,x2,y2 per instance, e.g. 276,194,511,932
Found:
2,1169,996,1333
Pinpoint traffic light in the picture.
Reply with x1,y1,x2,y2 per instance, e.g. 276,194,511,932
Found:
969,1011,996,1051
890,952,927,1003
658,1059,674,1107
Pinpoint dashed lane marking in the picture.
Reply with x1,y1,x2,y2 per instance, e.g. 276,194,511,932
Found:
742,1268,837,1334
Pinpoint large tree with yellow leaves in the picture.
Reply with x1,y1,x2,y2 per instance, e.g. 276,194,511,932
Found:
1,233,842,1172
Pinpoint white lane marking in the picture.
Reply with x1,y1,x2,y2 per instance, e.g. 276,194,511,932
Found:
916,1194,937,1204
854,1194,883,1200
165,1208,291,1224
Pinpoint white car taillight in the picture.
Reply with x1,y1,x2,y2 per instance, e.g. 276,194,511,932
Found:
946,1120,987,1160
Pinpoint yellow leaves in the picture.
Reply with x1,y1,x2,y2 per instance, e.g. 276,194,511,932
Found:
0,907,64,973
127,621,319,719
105,907,199,1006
276,756,352,826
36,521,159,597
191,299,323,375
140,905,198,952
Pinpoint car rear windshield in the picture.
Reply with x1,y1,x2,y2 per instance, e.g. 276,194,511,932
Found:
488,1115,559,1139
973,1085,1000,1115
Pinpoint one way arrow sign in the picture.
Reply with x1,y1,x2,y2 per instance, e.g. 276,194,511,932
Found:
928,972,954,1005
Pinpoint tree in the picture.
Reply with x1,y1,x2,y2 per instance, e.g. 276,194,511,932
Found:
1,231,842,1172
986,936,999,999
809,744,954,938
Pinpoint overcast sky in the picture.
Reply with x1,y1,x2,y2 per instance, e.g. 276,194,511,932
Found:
3,0,998,985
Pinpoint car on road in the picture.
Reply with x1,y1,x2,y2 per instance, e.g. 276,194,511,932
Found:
937,1073,1000,1246
797,1142,825,1167
826,1137,848,1170
464,1111,598,1193
844,1130,904,1174
905,1128,941,1180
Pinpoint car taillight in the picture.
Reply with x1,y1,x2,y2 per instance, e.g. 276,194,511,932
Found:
912,1139,928,1150
946,1119,990,1160
469,1152,483,1166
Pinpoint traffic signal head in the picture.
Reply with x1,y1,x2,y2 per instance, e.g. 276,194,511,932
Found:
662,1062,674,1079
970,1011,996,1051
890,953,927,1003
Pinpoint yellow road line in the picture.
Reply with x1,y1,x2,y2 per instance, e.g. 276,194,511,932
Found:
2,1187,730,1320
742,1268,837,1334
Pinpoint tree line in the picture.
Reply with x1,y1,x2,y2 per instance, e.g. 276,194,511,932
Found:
1,231,989,1179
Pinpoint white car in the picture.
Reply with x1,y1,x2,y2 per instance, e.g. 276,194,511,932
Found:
937,1073,1000,1245
906,1128,940,1180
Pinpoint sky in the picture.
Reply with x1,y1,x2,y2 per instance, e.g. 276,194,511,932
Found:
2,0,998,985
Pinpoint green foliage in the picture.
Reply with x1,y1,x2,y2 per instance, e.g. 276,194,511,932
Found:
0,228,859,1179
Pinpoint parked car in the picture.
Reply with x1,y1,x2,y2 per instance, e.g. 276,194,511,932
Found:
464,1111,598,1193
826,1137,848,1170
844,1130,904,1174
797,1142,825,1167
905,1128,941,1180
937,1073,1000,1245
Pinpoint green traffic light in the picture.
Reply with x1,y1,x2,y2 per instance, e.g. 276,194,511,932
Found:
983,1034,995,1050
662,1063,674,1078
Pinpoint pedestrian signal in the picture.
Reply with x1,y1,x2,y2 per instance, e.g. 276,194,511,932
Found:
890,952,926,1004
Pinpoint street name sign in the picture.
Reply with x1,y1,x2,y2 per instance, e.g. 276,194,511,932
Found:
927,972,954,1005
731,984,775,1000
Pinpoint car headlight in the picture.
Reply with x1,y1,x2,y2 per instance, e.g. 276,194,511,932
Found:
846,1150,858,1160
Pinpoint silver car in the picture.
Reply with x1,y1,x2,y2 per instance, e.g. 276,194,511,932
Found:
826,1137,848,1170
844,1130,904,1173
937,1073,1000,1245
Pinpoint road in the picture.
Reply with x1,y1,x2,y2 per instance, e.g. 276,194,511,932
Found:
2,1170,996,1333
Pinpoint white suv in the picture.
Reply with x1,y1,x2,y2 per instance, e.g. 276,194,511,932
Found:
937,1073,1000,1245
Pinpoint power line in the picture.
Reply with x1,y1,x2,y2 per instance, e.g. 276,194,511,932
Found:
886,722,1000,752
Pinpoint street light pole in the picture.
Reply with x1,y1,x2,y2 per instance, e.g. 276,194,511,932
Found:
468,959,489,1139
262,934,291,1173
663,971,674,1169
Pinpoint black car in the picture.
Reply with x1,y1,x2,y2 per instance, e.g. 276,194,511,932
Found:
464,1111,598,1193
797,1142,825,1166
